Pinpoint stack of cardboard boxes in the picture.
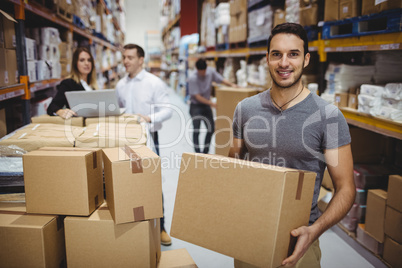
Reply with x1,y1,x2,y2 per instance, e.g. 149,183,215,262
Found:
0,11,18,88
325,0,402,22
1,144,197,267
229,0,247,44
358,175,402,268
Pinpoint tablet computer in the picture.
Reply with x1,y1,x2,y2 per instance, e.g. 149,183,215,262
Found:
65,90,125,118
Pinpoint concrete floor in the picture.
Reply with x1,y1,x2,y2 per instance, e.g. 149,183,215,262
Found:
158,88,387,268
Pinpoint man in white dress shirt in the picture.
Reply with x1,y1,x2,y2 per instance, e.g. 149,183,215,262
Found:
116,44,173,246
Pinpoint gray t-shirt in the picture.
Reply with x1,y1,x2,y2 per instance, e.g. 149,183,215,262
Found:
233,90,351,224
188,67,224,104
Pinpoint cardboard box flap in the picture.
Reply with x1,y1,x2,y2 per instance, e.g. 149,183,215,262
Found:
158,248,197,268
103,145,158,162
0,207,56,228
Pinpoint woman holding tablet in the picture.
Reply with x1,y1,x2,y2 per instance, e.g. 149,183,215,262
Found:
47,47,98,119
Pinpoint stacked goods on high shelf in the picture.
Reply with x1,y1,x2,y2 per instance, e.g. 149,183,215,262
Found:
248,2,273,46
0,12,18,87
215,2,230,47
200,0,216,49
229,0,247,44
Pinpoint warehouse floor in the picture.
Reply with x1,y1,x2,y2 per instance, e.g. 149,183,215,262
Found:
157,88,388,268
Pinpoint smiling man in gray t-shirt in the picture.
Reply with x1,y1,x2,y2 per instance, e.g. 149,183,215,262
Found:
229,23,355,268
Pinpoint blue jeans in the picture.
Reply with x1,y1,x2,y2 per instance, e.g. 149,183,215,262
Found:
190,103,215,154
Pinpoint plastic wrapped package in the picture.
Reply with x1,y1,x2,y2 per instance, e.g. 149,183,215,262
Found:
384,83,402,100
382,98,402,110
358,94,381,107
360,84,385,97
376,106,402,122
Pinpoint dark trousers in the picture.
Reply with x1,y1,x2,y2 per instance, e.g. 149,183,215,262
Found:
190,103,215,154
151,131,165,232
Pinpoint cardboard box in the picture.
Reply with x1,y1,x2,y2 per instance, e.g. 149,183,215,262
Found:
1,11,16,49
65,203,161,268
361,0,402,15
84,114,142,126
383,236,402,268
321,168,334,190
384,206,402,244
214,87,258,156
348,93,358,109
171,153,316,268
353,164,391,190
340,0,361,19
335,93,349,108
158,249,198,268
0,48,5,87
299,4,318,26
0,202,66,268
365,189,387,242
387,175,402,212
0,123,83,151
23,147,104,215
273,9,286,27
325,0,340,21
102,145,163,224
356,224,384,255
75,122,147,148
31,114,85,127
5,48,18,85
317,186,333,212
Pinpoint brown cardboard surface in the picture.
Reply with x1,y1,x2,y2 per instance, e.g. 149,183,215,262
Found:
2,12,16,49
31,114,85,127
0,202,66,268
365,189,387,242
335,93,349,108
384,206,402,244
361,0,402,15
348,94,358,109
5,49,18,85
0,48,6,87
0,123,84,151
102,145,163,224
339,0,361,19
171,153,316,268
387,175,402,212
75,122,147,148
214,87,258,156
23,147,104,216
158,248,198,268
383,236,402,268
325,0,340,21
299,4,318,26
65,203,161,268
85,113,141,126
356,224,384,255
273,9,286,27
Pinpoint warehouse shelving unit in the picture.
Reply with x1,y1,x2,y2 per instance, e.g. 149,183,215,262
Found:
0,0,125,131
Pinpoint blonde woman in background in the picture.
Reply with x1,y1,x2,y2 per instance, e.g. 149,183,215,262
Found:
47,47,98,119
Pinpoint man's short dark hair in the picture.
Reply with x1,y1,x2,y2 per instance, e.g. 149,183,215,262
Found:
196,59,207,70
267,23,309,56
123,43,145,58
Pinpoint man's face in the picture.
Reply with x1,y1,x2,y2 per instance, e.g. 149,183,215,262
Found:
197,69,206,77
267,33,310,89
123,48,144,77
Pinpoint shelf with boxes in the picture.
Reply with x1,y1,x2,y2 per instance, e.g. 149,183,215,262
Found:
0,0,125,133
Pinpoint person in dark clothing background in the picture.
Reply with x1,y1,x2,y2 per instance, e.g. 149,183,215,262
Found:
47,47,98,119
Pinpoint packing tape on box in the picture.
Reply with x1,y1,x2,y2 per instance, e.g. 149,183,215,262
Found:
133,206,145,221
296,172,305,200
123,145,143,174
38,148,98,169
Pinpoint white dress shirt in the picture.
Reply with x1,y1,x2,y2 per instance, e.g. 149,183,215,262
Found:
115,69,172,132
